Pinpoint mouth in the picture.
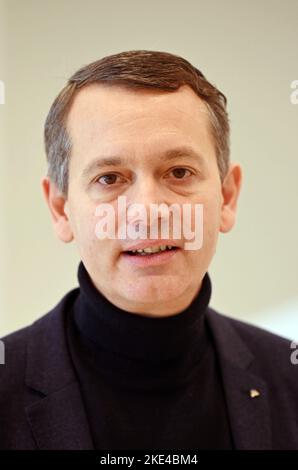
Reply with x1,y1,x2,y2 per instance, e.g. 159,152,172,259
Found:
121,245,181,267
124,245,180,256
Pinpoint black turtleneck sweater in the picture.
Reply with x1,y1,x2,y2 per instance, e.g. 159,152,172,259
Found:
66,261,234,450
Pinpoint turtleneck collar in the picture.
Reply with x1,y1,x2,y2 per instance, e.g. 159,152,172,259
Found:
71,261,213,390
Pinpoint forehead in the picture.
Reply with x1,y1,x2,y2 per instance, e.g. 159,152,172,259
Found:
67,83,210,131
66,83,216,168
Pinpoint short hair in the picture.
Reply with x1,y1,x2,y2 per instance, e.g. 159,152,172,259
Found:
44,50,230,195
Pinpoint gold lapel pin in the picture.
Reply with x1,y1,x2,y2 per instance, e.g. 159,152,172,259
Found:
249,388,261,398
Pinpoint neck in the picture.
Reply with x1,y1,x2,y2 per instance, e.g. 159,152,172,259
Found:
89,277,204,318
73,261,212,360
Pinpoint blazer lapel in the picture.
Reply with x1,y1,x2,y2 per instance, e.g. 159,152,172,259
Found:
207,308,272,449
24,289,94,450
25,382,94,450
218,359,272,449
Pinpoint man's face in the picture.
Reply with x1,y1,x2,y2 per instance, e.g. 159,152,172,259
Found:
54,84,239,316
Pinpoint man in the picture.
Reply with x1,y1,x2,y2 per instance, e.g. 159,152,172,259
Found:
0,50,297,450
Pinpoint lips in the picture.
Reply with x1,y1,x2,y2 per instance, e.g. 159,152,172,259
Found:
125,245,178,256
122,240,181,253
121,245,180,267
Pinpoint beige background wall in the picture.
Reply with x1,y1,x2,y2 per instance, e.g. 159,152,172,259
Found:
1,0,297,338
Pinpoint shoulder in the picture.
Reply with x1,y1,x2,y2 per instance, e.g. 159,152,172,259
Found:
207,307,298,383
0,324,29,397
0,288,79,397
209,307,294,350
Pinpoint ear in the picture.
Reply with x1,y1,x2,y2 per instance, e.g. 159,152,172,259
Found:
41,176,74,243
219,162,243,233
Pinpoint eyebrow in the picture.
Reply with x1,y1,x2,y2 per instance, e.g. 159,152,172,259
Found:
81,145,207,179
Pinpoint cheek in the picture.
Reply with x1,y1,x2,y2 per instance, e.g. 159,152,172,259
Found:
191,195,221,251
69,204,99,250
79,211,119,264
203,202,222,253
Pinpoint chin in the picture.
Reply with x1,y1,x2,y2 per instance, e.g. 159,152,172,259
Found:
121,276,186,305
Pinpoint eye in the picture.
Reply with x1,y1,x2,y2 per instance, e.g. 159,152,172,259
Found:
95,173,123,186
168,167,193,180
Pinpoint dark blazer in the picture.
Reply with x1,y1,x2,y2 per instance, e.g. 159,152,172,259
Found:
0,287,298,450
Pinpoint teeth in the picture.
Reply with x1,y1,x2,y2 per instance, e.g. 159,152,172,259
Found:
131,245,173,254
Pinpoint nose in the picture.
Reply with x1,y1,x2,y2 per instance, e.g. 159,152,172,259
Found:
129,176,164,207
124,177,173,238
